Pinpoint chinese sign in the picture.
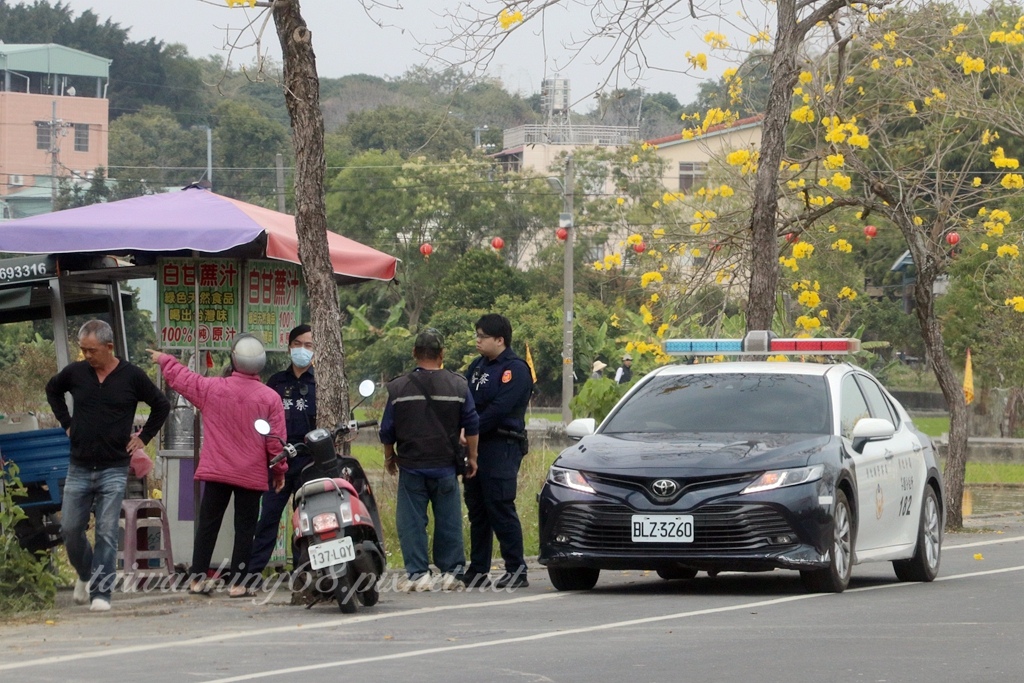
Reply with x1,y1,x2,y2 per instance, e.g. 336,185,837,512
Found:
157,258,305,351
244,260,304,349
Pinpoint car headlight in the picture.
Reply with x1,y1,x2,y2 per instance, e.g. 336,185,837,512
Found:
741,465,824,494
548,466,596,494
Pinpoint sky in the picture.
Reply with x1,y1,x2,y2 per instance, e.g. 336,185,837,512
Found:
55,0,748,110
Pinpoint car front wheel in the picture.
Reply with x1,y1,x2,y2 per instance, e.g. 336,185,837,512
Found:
548,566,600,591
892,485,942,582
801,489,853,593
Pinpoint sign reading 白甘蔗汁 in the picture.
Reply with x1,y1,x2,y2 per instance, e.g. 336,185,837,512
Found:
157,258,304,351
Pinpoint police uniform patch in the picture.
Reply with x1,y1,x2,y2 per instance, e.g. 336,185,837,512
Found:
501,370,512,383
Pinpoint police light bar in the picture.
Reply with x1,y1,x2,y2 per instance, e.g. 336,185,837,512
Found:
663,331,860,356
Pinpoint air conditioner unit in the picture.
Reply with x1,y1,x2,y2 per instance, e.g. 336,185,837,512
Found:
10,174,24,187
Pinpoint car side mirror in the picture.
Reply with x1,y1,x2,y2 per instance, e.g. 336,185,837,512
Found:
565,418,596,440
850,417,896,454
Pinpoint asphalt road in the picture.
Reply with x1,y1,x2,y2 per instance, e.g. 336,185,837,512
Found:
3,513,1023,683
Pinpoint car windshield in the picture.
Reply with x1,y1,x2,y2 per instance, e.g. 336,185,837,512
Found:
602,373,831,435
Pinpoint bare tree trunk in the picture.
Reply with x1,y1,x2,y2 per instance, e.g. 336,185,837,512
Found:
908,248,968,530
746,0,800,331
272,0,349,428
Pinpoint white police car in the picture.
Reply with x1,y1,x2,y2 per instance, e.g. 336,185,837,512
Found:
539,332,943,593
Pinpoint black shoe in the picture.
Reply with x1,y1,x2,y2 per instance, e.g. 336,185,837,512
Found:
494,570,529,589
459,571,492,589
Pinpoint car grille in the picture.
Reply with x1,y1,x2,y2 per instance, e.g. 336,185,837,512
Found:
585,471,755,503
552,503,794,551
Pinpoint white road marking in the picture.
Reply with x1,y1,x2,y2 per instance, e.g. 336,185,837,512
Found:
202,563,1024,683
0,593,563,672
944,534,1024,550
6,536,1023,677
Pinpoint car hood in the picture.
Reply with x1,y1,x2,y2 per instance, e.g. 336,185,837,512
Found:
555,432,834,473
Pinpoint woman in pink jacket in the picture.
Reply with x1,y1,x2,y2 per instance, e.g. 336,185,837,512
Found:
148,335,286,598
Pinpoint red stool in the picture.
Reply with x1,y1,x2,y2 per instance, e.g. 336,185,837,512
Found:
118,499,174,589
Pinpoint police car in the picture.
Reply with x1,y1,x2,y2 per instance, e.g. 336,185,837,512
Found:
538,332,943,593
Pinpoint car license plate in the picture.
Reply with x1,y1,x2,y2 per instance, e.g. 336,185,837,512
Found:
631,515,694,543
308,536,355,570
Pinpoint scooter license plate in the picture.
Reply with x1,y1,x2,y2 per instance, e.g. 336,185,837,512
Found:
308,536,355,570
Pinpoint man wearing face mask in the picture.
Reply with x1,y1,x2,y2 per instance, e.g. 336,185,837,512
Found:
249,324,317,577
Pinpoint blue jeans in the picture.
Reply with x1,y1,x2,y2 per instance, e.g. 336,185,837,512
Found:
395,469,465,577
60,463,129,602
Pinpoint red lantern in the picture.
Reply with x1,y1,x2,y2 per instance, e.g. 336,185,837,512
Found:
633,242,646,254
556,227,568,241
419,243,433,257
785,232,799,244
946,231,960,246
491,237,504,250
864,225,878,239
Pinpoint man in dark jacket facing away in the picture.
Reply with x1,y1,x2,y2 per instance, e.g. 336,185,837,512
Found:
380,329,479,592
46,320,170,612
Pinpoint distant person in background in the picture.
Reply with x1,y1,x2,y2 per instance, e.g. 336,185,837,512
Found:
248,324,317,578
148,334,286,598
614,354,633,384
46,319,170,613
591,360,607,380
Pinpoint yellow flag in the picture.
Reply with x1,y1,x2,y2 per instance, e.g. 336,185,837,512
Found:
524,343,538,384
964,348,974,405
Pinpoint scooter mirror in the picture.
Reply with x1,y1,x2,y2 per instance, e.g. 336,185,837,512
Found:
358,379,375,398
253,419,271,436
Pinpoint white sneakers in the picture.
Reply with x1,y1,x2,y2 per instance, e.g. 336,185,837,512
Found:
398,574,434,592
398,573,464,592
73,579,90,605
89,597,111,612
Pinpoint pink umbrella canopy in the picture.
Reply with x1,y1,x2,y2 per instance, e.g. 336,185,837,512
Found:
0,187,397,284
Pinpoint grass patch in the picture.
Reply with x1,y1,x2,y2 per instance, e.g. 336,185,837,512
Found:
912,415,949,438
964,462,1024,484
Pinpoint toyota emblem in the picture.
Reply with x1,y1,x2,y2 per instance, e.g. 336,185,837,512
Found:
651,479,678,497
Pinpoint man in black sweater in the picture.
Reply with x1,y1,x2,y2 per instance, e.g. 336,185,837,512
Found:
46,320,170,612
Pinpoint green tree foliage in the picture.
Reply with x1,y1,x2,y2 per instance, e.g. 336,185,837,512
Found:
327,150,554,328
434,249,529,312
0,468,57,615
109,106,209,189
210,99,290,202
343,106,471,159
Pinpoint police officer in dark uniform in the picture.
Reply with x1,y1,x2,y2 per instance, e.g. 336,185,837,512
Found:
249,324,317,576
463,313,533,589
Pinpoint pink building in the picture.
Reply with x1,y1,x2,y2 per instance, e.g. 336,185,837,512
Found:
0,44,111,217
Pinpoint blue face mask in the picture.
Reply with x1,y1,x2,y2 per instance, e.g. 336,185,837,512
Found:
290,347,314,368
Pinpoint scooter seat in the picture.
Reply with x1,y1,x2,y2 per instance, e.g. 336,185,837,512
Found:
295,477,359,504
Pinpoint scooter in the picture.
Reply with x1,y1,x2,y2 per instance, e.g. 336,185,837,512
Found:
255,379,385,613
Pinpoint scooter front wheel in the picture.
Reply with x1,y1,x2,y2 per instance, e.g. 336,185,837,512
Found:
334,571,358,613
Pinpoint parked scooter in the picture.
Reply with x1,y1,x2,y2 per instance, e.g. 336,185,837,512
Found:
255,379,384,613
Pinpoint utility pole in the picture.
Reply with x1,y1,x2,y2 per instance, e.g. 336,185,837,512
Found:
560,154,575,424
50,100,59,206
275,153,286,213
205,126,213,189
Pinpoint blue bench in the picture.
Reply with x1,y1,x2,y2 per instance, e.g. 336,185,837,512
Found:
0,428,70,510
